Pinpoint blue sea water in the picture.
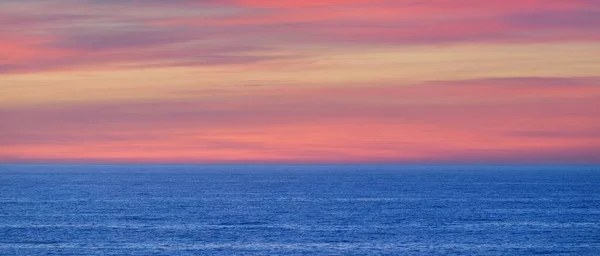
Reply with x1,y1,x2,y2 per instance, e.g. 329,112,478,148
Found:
0,164,599,255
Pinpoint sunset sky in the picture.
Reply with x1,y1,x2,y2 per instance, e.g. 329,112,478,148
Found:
1,0,599,163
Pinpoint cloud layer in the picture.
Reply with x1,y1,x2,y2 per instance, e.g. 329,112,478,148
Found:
1,0,599,163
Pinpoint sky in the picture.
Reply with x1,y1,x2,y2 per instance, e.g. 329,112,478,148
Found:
1,0,599,164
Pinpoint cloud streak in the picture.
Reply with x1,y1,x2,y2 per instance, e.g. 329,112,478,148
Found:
1,0,599,73
2,77,599,163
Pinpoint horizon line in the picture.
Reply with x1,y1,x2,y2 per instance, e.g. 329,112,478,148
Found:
2,162,600,167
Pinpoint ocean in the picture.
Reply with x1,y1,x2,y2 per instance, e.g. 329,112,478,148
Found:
1,164,599,255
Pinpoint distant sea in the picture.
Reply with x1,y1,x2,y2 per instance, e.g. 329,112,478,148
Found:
1,164,599,255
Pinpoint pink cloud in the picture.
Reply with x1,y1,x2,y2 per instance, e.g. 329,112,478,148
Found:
2,77,599,163
0,0,598,73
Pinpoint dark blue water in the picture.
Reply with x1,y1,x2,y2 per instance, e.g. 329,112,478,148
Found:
1,164,599,255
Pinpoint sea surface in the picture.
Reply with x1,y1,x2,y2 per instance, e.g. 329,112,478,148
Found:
1,164,599,255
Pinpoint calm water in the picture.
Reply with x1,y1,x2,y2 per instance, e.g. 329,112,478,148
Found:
1,164,599,255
